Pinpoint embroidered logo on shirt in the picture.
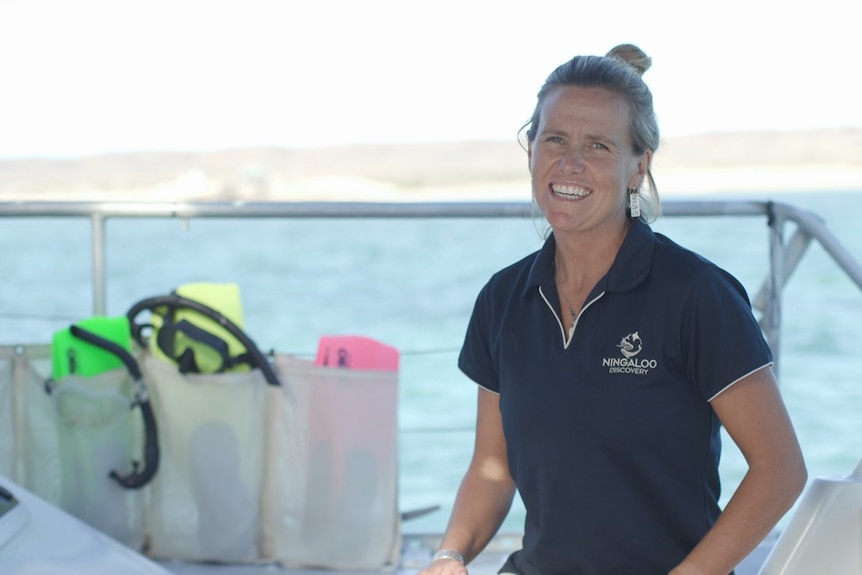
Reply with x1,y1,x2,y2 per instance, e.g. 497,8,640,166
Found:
618,332,643,358
603,331,657,375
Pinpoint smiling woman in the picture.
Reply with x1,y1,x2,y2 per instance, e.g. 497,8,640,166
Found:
417,43,807,575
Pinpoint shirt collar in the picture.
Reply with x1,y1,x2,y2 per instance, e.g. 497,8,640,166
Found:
524,218,655,296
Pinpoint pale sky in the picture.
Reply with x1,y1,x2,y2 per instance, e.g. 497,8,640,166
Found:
1,0,859,159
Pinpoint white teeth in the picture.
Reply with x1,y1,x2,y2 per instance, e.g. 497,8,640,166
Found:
552,185,589,198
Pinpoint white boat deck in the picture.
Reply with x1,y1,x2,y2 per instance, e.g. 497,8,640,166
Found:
156,532,775,575
1,471,780,575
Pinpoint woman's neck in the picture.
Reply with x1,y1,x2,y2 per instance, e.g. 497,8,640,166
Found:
554,219,630,292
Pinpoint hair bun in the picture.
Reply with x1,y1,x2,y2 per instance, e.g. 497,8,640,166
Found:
606,43,652,76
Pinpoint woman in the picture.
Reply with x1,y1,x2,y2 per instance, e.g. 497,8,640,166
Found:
419,45,807,575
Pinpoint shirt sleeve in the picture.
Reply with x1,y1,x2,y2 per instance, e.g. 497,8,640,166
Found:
682,264,774,400
457,282,501,393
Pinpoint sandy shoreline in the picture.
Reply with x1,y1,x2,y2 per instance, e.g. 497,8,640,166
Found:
2,129,861,202
276,165,862,203
3,166,861,203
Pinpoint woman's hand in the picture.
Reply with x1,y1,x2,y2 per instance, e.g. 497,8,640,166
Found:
416,559,468,575
416,557,469,575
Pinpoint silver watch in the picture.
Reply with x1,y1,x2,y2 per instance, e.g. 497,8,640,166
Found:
432,549,465,563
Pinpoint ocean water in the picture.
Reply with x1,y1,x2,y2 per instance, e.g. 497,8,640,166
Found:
1,190,861,535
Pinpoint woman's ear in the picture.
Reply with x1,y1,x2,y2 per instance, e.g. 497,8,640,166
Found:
628,149,652,189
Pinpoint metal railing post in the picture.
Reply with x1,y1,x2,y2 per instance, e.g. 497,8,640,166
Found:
764,204,785,374
91,213,107,315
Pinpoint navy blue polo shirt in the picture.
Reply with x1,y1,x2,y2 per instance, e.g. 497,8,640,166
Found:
458,218,773,575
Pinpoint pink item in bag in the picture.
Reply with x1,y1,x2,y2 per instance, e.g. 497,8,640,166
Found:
314,335,399,372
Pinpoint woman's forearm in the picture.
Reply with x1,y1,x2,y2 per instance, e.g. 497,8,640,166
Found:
671,458,807,575
437,464,517,565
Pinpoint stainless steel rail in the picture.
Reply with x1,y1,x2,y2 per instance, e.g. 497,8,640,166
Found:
3,199,861,372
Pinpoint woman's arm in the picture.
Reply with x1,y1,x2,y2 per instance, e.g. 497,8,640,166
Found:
670,366,807,575
418,387,517,574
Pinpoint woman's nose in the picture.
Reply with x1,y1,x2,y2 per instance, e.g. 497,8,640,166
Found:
558,147,584,173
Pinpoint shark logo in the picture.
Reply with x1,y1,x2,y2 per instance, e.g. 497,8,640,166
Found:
617,332,643,359
603,331,657,374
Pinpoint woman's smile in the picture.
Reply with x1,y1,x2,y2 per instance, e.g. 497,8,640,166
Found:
550,183,590,200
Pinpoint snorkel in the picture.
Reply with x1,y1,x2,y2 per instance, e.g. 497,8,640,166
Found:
67,325,160,489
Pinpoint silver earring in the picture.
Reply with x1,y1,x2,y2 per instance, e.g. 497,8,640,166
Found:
628,188,641,218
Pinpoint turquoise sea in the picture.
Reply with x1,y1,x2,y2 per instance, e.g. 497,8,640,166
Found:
1,190,861,534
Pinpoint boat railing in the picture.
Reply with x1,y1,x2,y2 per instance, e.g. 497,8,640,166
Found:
2,199,862,373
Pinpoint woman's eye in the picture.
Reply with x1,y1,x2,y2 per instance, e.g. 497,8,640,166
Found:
546,136,565,144
589,142,608,150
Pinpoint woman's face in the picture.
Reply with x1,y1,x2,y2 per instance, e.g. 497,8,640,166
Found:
528,85,650,235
